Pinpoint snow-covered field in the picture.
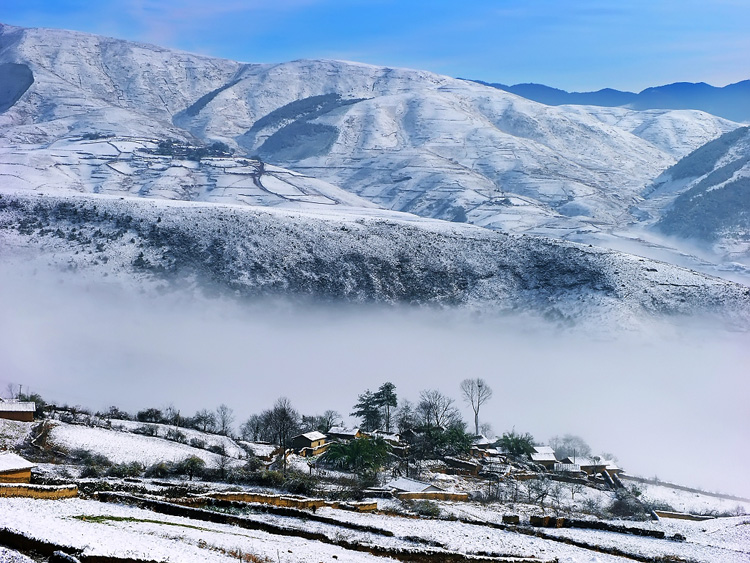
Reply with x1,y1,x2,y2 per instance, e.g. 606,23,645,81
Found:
46,421,244,467
0,495,747,562
109,419,247,459
0,419,34,450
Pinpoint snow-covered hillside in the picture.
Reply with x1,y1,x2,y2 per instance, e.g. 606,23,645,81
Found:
2,190,748,328
638,126,750,263
0,136,378,209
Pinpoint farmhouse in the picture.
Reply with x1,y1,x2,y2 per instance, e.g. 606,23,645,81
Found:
562,456,608,475
291,431,328,457
0,451,35,483
386,477,445,494
530,445,558,470
326,426,362,442
0,400,36,422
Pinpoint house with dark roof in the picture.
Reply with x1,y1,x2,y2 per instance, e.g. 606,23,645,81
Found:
530,445,558,470
291,431,328,457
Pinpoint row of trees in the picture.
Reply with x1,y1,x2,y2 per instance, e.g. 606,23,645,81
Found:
349,378,494,437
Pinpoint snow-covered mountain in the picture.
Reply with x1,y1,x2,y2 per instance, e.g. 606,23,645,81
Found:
1,23,749,325
0,23,738,233
477,79,750,124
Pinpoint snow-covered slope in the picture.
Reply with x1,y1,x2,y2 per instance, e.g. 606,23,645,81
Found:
2,190,748,328
46,421,242,467
0,136,378,210
637,126,750,263
0,23,739,237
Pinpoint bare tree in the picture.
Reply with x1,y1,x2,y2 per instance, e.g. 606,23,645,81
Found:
215,404,235,436
239,414,264,441
193,409,217,433
417,389,461,429
318,410,341,433
460,378,493,436
549,434,591,461
269,397,300,449
395,400,417,433
268,397,300,475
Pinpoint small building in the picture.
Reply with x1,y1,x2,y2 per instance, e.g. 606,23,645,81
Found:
444,456,482,475
0,401,36,422
326,426,362,442
0,452,36,483
385,477,445,494
371,430,401,444
472,435,496,449
291,431,328,457
530,446,558,470
554,462,583,474
562,456,608,475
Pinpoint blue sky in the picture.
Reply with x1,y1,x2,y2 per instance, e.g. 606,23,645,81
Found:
3,0,749,92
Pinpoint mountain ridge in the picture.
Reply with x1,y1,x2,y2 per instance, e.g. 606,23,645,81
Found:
473,79,750,123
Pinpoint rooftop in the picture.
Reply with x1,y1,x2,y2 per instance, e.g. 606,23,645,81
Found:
298,431,326,441
385,477,444,493
0,401,36,412
0,451,35,473
327,426,359,436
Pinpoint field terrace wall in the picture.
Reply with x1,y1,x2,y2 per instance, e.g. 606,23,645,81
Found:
0,483,78,499
203,491,377,512
0,469,32,484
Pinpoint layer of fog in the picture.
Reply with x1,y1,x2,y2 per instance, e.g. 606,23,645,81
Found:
2,263,749,499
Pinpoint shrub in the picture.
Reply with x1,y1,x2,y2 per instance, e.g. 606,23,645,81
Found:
166,428,187,443
145,461,172,478
282,472,318,496
190,438,206,449
176,456,206,481
608,490,648,519
107,462,145,478
133,424,158,437
411,500,441,518
498,430,536,457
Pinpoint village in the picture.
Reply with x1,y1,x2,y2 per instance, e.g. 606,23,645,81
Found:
1,384,749,563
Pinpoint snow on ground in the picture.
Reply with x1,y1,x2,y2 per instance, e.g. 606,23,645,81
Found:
623,478,750,515
0,546,35,563
0,419,34,449
541,517,750,563
0,497,397,562
46,421,243,467
109,419,247,459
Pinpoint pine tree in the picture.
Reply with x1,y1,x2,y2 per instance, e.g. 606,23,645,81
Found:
374,382,398,433
351,390,382,431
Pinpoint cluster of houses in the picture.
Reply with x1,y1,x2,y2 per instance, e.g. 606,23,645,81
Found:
472,438,622,479
0,397,623,490
291,427,622,480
